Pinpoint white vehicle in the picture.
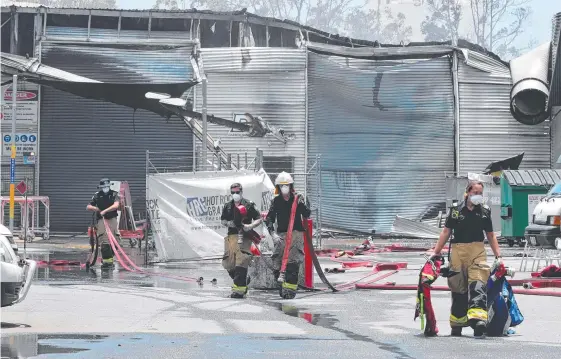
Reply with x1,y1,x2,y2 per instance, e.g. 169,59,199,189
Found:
0,223,18,256
525,181,561,249
1,235,37,307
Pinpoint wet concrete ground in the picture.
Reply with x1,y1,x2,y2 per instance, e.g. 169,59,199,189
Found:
2,238,561,358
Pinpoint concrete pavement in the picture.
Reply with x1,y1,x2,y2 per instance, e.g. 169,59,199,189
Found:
2,241,561,358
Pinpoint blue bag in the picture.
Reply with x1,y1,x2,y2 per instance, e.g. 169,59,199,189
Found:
486,268,524,336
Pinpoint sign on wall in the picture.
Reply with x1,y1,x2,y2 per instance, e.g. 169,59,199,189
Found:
528,194,547,224
0,85,39,125
2,133,38,164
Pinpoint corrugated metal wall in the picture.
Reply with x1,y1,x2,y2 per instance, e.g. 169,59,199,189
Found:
553,107,561,169
194,47,307,176
307,52,455,233
39,40,195,232
45,26,191,41
458,51,551,173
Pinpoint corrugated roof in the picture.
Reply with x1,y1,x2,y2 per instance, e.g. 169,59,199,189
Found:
0,5,507,63
503,169,561,187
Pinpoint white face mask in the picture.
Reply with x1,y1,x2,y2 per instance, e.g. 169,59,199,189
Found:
470,194,483,205
280,185,290,196
232,193,242,202
102,187,110,194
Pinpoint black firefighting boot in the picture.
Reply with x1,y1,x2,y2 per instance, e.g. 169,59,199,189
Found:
100,243,115,269
473,321,486,338
280,263,299,299
230,266,248,299
451,327,462,337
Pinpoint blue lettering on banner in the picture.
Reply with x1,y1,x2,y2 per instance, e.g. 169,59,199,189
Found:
10,158,15,182
186,197,209,217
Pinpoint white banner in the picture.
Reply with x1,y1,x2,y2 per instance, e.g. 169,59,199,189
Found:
147,169,275,261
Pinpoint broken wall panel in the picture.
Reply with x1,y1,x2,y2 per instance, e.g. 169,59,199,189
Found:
38,39,196,231
194,47,307,191
40,42,195,83
458,51,551,174
307,52,455,233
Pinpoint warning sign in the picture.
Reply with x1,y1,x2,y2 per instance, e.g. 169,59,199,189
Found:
1,84,39,125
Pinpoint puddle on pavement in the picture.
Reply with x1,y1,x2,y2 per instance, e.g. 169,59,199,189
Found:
1,333,188,358
272,302,415,359
23,249,230,292
1,334,106,358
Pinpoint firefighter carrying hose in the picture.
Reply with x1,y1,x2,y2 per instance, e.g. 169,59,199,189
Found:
432,180,502,338
86,178,121,269
221,183,263,298
265,171,311,299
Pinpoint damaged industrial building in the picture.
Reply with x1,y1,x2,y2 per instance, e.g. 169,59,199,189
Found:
1,4,560,240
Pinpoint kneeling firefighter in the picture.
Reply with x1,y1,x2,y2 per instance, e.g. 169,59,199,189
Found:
265,171,311,299
86,178,122,268
432,180,502,338
221,183,263,298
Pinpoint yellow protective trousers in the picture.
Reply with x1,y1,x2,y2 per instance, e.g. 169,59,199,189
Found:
222,234,253,295
446,242,490,328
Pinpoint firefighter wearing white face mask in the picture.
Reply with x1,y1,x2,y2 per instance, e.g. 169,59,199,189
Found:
86,178,121,268
432,180,502,338
265,172,311,299
220,183,262,298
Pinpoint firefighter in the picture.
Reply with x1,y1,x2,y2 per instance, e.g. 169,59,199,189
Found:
220,183,263,298
265,171,311,299
86,178,121,268
432,180,502,338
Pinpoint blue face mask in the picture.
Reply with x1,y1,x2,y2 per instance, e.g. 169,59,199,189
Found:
102,187,110,194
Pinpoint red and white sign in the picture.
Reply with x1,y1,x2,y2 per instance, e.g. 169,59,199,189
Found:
1,84,39,125
16,180,27,195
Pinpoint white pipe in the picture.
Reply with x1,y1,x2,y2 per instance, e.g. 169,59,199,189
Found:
452,51,460,175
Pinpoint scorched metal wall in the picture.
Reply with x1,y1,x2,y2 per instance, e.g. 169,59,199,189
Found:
39,40,195,232
458,51,551,173
307,52,455,233
194,47,307,177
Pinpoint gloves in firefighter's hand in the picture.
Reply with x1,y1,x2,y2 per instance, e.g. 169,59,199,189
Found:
297,196,306,205
492,256,503,270
271,232,282,244
221,220,237,228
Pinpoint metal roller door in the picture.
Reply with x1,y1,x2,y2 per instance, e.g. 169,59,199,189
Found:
308,52,455,233
39,42,195,232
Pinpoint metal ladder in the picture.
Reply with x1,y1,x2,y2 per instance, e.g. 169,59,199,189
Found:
519,242,561,273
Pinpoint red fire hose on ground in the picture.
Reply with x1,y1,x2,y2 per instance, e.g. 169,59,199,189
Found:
356,281,561,297
104,219,201,283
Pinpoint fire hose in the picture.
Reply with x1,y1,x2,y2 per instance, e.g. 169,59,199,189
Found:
356,282,561,297
104,218,201,283
86,213,99,269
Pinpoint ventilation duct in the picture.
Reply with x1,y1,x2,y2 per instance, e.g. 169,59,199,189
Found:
509,42,551,125
550,12,561,107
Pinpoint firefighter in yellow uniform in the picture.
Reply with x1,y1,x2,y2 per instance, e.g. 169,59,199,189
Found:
221,183,262,298
432,180,502,338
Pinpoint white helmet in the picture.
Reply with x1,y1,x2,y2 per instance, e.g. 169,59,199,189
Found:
275,171,294,186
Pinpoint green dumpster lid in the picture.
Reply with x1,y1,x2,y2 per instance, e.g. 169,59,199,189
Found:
503,169,561,187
